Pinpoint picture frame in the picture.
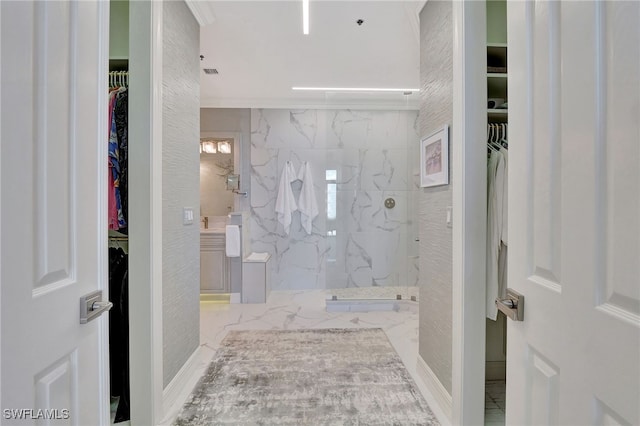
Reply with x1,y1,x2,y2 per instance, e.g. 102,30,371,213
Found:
420,125,449,188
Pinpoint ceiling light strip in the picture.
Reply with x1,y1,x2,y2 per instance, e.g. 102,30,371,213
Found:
302,0,309,35
292,87,420,92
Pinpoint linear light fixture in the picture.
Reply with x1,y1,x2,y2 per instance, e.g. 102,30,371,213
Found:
302,0,309,35
292,87,420,93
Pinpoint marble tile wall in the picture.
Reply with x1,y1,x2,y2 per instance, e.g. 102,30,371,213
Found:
250,109,419,290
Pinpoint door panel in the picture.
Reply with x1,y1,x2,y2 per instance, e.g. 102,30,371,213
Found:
33,0,75,291
1,1,108,424
507,1,640,425
599,0,640,323
530,0,561,288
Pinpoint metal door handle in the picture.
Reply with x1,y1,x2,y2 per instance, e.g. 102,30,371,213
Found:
91,301,113,311
495,288,524,321
80,290,113,324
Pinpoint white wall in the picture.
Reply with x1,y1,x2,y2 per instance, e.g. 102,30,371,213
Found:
418,0,454,395
161,0,200,388
109,0,129,59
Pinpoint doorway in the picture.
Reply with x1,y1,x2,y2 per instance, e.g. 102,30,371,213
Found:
484,1,508,424
199,132,242,300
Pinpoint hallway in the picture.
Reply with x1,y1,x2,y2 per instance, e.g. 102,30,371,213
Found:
159,290,449,425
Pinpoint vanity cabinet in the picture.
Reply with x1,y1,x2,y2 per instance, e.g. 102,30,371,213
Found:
200,232,230,293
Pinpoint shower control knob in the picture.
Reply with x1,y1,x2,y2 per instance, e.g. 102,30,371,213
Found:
384,198,396,209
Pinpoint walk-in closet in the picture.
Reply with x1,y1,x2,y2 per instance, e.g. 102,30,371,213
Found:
108,0,130,423
485,1,508,425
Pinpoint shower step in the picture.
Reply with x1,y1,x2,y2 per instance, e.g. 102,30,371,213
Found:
325,298,417,313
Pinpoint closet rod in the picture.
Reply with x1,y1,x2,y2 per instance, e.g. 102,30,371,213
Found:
108,236,129,242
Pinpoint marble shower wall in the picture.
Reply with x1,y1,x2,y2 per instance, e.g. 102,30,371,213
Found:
250,109,420,291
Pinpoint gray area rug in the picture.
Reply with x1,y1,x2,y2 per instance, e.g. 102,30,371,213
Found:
174,328,440,425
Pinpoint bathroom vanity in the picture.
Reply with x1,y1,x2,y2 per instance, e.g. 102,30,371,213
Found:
200,229,230,294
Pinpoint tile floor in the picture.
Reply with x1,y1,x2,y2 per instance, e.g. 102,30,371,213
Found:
157,289,505,426
159,290,450,425
485,380,506,425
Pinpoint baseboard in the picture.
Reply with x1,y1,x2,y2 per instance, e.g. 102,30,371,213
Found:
162,346,202,416
485,360,506,381
230,292,241,304
416,354,453,424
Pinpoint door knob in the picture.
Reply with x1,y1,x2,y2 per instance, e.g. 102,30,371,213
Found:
495,288,524,321
91,301,113,311
80,290,113,324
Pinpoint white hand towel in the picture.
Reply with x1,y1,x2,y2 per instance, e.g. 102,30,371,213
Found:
225,225,241,257
275,161,298,235
297,161,319,235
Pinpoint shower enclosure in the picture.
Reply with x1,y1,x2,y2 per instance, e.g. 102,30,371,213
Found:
249,107,420,301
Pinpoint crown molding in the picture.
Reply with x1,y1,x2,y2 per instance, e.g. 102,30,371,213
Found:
200,96,420,111
185,0,216,27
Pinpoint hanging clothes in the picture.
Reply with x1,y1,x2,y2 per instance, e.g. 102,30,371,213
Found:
108,90,120,230
500,147,508,246
297,161,318,235
107,87,128,231
275,161,298,235
498,147,508,306
486,148,505,321
114,89,129,234
108,247,130,423
108,78,130,423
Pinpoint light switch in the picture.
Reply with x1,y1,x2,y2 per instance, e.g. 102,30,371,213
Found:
183,207,194,225
446,206,452,228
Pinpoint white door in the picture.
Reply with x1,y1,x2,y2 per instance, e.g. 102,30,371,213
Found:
1,1,109,424
507,1,640,424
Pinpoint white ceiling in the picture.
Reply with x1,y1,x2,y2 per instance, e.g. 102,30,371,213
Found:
199,1,423,109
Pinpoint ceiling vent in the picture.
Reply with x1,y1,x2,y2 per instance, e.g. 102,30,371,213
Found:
203,68,219,75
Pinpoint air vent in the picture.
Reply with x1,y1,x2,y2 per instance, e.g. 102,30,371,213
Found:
203,68,219,75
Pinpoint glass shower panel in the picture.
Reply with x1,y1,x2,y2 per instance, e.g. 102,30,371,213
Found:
324,108,419,299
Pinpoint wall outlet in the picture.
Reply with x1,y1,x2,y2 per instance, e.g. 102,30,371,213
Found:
183,207,194,225
446,206,453,228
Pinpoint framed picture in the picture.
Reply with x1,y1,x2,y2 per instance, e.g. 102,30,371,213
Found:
420,125,449,188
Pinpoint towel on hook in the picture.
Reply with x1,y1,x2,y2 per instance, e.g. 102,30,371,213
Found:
275,161,298,235
297,161,319,235
225,225,241,257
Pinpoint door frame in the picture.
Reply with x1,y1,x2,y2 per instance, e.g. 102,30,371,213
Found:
0,0,3,410
451,0,488,425
99,0,112,422
128,1,165,424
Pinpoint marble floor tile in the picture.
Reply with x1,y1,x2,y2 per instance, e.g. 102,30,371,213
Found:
159,290,447,426
485,380,506,425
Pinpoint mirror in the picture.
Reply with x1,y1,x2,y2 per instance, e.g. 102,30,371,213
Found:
226,174,240,191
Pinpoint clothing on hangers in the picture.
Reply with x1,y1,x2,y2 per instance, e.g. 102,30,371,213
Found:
107,87,128,232
486,122,509,320
108,247,130,422
486,148,505,321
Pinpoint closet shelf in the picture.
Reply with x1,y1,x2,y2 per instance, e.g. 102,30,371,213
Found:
487,73,508,78
488,109,508,115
